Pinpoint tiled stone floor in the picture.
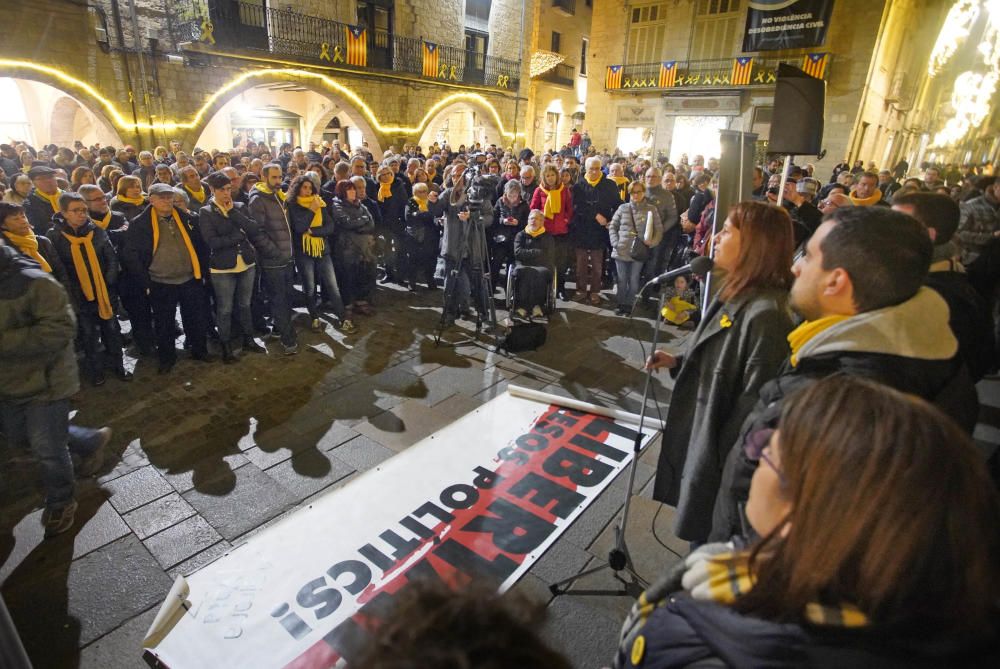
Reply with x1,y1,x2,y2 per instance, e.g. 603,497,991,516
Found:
1,282,997,669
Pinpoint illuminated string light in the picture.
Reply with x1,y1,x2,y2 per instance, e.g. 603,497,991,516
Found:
928,0,1000,147
0,59,525,139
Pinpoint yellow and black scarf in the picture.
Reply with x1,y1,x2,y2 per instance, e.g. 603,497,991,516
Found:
61,229,113,319
5,230,52,273
296,195,326,257
151,208,202,280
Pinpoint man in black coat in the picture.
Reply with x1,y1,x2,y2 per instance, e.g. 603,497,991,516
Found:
47,193,131,386
641,166,679,285
23,166,64,234
710,206,979,542
571,158,621,302
122,183,213,373
892,191,997,380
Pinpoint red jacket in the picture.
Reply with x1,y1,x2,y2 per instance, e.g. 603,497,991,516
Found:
529,186,573,236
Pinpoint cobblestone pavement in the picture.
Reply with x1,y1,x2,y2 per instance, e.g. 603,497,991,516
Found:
2,282,997,669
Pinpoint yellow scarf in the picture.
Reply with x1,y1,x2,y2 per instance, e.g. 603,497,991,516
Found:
296,196,326,258
212,198,231,217
186,185,206,204
151,208,202,280
35,188,63,211
92,210,113,230
427,168,437,181
541,184,563,220
584,173,603,187
413,196,428,212
61,229,113,319
526,225,546,238
254,181,286,202
377,181,393,202
849,190,883,207
611,176,630,200
788,314,850,366
117,194,146,206
5,230,52,273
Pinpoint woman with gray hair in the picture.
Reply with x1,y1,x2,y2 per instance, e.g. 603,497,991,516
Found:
492,178,530,283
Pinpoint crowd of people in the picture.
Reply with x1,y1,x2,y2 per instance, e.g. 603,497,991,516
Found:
1,134,999,664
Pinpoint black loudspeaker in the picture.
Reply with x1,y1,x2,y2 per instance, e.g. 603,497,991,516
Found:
768,63,825,155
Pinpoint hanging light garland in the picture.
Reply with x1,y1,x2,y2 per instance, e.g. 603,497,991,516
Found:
929,0,1000,147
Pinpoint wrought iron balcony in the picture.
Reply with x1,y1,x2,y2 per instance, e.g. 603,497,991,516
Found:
537,63,576,87
605,55,832,91
170,1,520,92
553,0,577,16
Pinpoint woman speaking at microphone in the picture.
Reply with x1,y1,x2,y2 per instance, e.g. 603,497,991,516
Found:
646,201,795,546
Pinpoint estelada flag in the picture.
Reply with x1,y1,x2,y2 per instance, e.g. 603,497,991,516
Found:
422,41,439,77
658,61,677,88
345,25,367,67
606,64,623,89
802,52,828,79
731,56,753,85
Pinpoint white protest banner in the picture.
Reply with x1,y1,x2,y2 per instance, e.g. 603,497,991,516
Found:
143,388,657,668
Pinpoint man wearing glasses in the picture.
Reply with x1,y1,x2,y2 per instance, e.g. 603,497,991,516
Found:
47,193,131,386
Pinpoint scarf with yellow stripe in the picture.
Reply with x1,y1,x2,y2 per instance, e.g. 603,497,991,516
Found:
254,181,286,202
610,176,630,201
34,188,63,212
116,194,146,207
185,185,207,204
540,184,563,220
4,230,52,273
61,227,114,319
296,196,326,257
787,314,850,366
151,208,202,280
377,180,393,202
91,209,114,230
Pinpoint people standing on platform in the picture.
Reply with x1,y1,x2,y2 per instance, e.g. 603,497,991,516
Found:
711,206,980,543
646,201,796,545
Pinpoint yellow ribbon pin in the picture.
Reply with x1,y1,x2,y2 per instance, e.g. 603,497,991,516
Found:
720,314,733,328
631,635,646,665
319,42,331,61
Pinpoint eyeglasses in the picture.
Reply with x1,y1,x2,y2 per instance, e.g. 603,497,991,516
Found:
743,428,786,486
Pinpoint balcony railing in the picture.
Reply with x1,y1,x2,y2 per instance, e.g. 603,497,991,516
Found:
606,56,832,91
553,0,577,16
170,1,520,91
538,63,576,87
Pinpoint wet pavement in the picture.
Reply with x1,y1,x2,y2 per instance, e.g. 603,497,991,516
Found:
1,281,997,669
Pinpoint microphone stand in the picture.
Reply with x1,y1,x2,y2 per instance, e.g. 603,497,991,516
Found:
547,287,665,598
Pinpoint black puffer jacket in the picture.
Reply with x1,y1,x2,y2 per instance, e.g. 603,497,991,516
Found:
614,594,1000,669
198,201,273,270
247,187,293,268
46,216,120,311
1,230,68,285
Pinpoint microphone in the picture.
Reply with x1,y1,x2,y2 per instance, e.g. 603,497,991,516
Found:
639,256,714,294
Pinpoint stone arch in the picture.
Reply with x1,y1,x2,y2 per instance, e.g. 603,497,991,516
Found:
308,103,378,156
416,100,505,150
0,71,124,147
183,71,384,156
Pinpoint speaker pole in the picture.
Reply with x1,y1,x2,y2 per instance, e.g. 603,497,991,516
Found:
777,153,792,210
